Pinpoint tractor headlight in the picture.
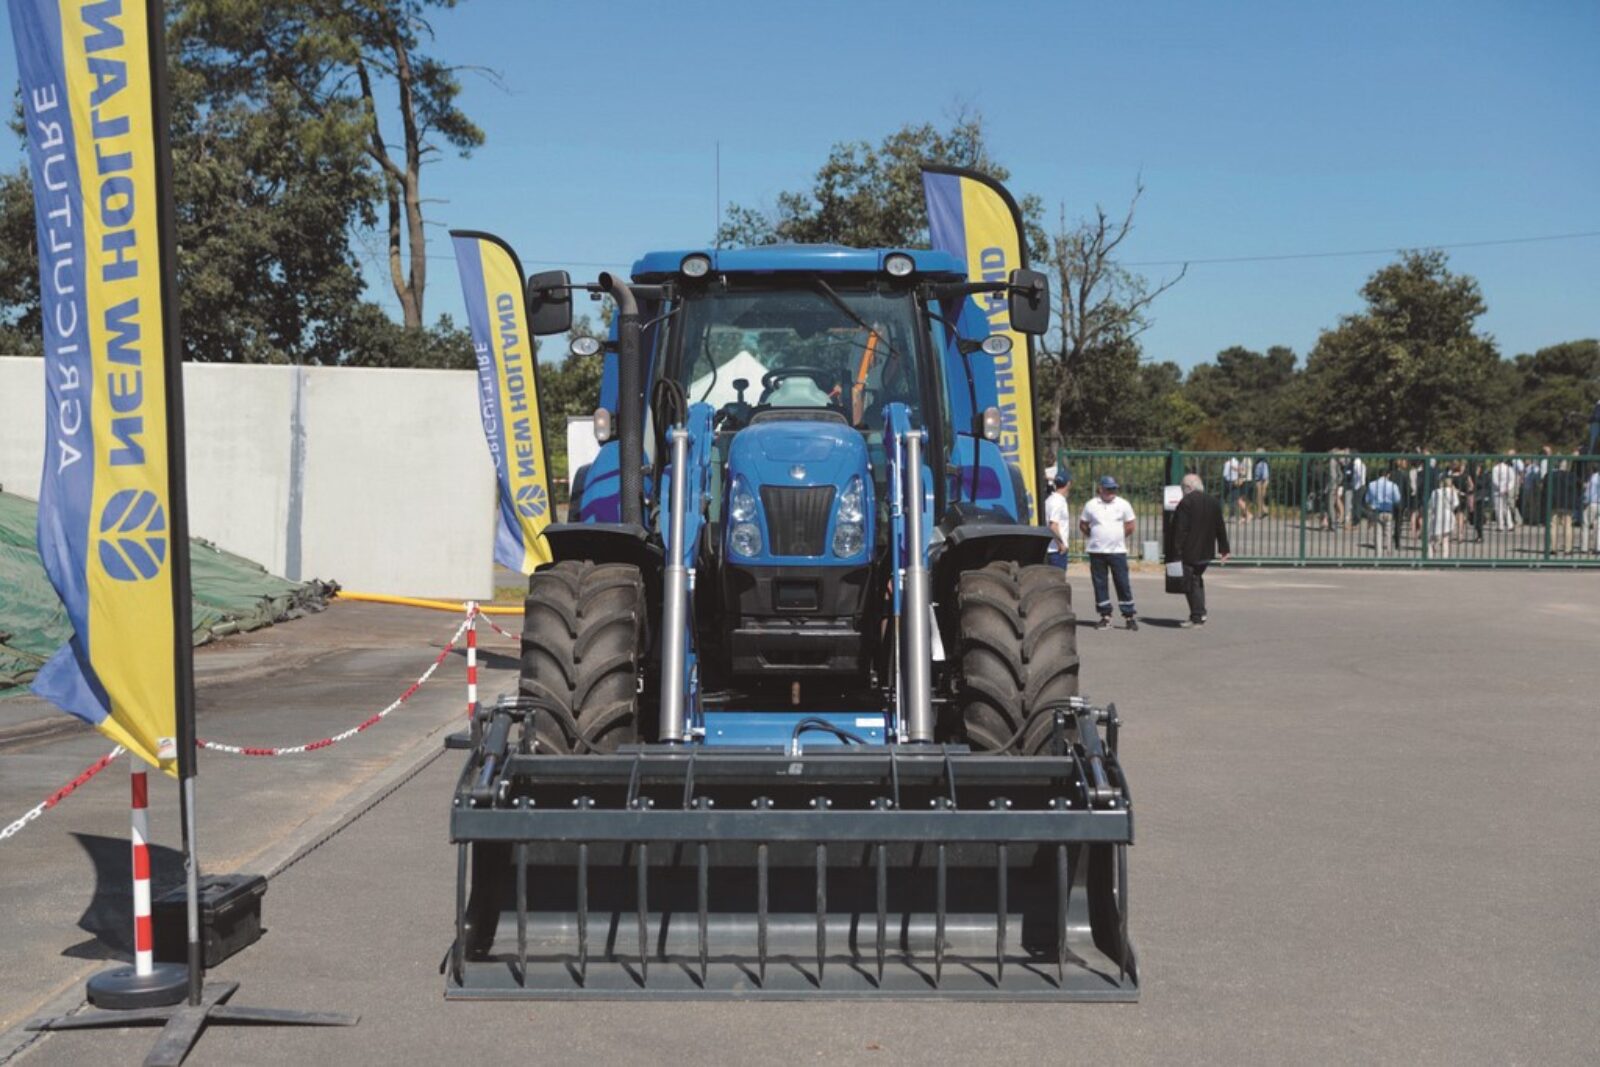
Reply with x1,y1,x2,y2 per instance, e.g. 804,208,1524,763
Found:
681,253,712,278
884,253,914,277
730,478,758,523
832,521,864,558
836,476,865,523
731,522,761,558
832,477,866,557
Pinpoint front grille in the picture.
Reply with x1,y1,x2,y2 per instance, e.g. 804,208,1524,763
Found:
760,486,836,556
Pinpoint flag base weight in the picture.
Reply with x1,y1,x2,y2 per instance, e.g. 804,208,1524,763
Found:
28,979,357,1067
86,962,188,1010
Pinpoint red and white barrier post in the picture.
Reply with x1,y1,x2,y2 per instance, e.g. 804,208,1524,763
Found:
130,764,154,975
465,603,479,720
85,761,187,1007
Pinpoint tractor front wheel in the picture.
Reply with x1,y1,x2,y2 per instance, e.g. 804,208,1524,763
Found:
955,561,1079,753
519,561,645,753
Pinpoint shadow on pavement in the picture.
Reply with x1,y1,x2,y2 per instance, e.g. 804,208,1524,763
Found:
59,833,184,962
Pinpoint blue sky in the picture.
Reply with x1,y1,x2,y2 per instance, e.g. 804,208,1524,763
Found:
5,0,1597,367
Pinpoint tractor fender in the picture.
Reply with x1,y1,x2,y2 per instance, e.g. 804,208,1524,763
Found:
930,524,1054,647
542,522,662,573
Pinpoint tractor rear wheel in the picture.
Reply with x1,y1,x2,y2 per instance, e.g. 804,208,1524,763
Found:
955,561,1079,753
519,561,645,753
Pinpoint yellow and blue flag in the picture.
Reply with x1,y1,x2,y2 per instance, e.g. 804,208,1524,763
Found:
11,0,180,769
922,166,1041,522
450,231,554,573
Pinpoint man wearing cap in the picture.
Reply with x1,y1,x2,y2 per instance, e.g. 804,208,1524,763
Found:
1078,476,1139,630
1044,469,1073,571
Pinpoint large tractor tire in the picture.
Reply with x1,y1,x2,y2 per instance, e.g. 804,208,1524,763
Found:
956,561,1079,754
519,561,645,753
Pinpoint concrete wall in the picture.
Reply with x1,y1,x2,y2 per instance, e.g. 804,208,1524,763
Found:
0,357,495,598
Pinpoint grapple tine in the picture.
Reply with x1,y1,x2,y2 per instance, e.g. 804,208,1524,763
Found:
576,839,588,987
755,796,772,988
1056,842,1070,985
1117,842,1130,986
697,839,709,986
757,841,769,987
935,841,947,988
515,841,528,987
996,840,1008,985
815,840,827,985
637,842,650,985
452,843,467,985
875,840,887,985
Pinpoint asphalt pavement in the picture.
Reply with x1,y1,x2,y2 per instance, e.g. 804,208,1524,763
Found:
4,571,1599,1065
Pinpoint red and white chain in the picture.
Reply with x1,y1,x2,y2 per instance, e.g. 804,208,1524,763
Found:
1,746,125,842
198,614,471,756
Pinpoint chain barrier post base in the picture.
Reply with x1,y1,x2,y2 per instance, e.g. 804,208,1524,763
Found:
85,765,189,1010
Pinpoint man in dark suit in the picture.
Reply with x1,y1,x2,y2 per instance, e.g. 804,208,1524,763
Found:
1173,473,1231,627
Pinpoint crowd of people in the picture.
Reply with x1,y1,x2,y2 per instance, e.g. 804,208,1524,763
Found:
1303,447,1600,557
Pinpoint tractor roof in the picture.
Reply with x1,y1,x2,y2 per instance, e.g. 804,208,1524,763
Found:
630,244,967,283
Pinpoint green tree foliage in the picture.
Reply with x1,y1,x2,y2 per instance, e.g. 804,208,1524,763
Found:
1183,345,1301,449
0,168,42,356
176,0,484,329
717,113,1045,256
0,0,479,365
1296,251,1511,452
1509,339,1599,450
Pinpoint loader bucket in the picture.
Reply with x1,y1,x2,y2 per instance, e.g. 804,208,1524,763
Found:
447,703,1137,1000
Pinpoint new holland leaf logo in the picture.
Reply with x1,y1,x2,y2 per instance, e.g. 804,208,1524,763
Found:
98,489,168,582
515,483,547,519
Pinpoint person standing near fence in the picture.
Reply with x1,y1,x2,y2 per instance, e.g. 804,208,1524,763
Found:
1079,476,1139,631
1044,469,1073,571
1585,466,1600,554
1253,453,1271,519
1364,470,1401,556
1549,453,1578,555
1427,472,1460,558
1173,473,1230,627
1491,452,1519,531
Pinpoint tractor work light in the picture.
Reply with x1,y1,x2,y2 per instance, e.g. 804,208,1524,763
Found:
981,334,1013,357
883,253,914,277
680,253,712,278
730,522,761,558
982,406,1003,442
570,335,602,358
593,407,613,443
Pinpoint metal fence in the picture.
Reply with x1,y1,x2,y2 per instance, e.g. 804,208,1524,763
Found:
1056,450,1600,568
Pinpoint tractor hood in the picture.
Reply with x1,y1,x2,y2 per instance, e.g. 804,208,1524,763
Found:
727,419,866,488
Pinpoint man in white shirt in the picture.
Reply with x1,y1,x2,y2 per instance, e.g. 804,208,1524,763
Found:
1491,452,1519,530
1078,475,1138,631
1044,470,1073,571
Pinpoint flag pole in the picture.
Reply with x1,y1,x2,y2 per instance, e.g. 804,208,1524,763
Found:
143,0,205,1010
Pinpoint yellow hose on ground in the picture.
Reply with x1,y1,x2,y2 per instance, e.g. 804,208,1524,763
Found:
335,591,523,615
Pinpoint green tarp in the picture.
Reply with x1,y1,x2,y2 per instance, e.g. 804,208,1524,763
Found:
0,492,332,693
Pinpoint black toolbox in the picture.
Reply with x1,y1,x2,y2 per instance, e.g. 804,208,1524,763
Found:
154,873,267,968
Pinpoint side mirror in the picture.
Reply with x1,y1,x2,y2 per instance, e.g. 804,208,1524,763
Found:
526,269,572,336
1008,268,1049,335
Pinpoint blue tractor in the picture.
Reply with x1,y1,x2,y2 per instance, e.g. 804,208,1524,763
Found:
450,244,1136,1000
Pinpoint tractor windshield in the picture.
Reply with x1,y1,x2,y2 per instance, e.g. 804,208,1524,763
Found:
672,285,933,434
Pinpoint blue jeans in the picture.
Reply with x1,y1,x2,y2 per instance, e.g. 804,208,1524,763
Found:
1089,553,1135,618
